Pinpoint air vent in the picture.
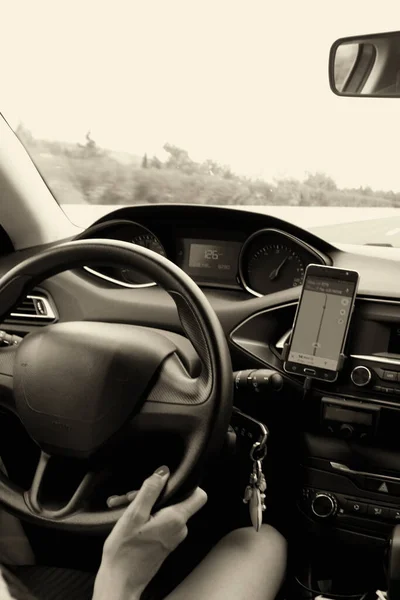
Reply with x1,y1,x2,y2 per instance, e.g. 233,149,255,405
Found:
5,294,57,325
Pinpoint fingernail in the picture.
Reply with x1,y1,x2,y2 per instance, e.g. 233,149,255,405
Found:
154,465,169,477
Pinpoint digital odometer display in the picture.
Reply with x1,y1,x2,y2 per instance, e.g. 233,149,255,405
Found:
182,239,241,284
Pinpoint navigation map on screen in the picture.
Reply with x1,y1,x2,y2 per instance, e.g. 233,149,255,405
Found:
288,275,356,371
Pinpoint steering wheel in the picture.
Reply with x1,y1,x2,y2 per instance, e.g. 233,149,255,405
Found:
0,239,233,532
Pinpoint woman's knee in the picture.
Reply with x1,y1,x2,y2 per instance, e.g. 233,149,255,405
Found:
222,524,287,557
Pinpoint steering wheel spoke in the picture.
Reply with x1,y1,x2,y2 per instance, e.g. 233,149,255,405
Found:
134,352,213,434
134,396,209,436
25,451,98,519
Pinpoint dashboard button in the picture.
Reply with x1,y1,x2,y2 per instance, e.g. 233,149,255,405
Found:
365,479,400,496
390,509,400,522
366,478,391,494
351,366,372,387
383,370,398,382
368,504,390,519
382,387,394,394
339,424,354,439
345,500,367,515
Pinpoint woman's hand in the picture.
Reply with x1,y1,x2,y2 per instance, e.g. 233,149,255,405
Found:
92,466,207,600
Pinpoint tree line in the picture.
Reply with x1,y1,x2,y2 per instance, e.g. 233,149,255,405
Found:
15,124,400,208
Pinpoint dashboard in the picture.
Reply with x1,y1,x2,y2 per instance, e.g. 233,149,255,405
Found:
76,210,328,297
4,204,400,550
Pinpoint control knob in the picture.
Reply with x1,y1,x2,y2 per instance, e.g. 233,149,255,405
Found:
351,365,372,387
311,493,337,519
339,423,354,439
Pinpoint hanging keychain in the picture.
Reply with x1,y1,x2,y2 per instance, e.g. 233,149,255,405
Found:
231,408,269,532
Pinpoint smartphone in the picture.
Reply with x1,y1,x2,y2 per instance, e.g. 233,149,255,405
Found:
284,264,359,382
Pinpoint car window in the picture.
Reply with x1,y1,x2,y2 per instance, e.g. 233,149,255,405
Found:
2,1,400,247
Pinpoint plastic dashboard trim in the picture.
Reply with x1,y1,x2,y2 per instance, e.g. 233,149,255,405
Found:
83,266,156,289
229,295,400,382
229,300,299,380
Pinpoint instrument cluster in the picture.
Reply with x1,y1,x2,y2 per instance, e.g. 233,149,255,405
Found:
80,221,326,296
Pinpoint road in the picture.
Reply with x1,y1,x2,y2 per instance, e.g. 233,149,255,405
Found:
62,205,400,246
312,217,400,246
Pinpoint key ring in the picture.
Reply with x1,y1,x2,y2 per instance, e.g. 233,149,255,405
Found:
250,441,268,462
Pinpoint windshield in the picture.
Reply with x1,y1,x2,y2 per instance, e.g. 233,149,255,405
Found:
3,1,400,246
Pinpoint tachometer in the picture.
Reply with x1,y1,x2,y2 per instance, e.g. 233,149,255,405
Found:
80,220,167,288
246,244,305,295
120,233,166,285
130,233,167,256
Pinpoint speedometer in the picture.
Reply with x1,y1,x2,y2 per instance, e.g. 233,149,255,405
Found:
239,228,325,296
246,244,305,295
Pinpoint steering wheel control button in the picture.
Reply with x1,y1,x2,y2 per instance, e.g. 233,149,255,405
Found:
351,365,372,387
345,500,367,515
0,330,21,346
311,493,337,518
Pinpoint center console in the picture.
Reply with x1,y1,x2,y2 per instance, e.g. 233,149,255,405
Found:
296,298,400,546
232,294,400,551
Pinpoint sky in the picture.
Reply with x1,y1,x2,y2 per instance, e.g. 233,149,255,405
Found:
2,0,400,190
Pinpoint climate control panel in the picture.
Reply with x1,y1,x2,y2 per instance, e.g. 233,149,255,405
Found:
349,359,400,397
302,487,400,524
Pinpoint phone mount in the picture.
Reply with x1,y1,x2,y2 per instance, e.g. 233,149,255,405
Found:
337,354,346,371
281,342,346,374
281,343,290,362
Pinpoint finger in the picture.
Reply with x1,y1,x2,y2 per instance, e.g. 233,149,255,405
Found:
174,487,208,521
122,465,170,524
107,490,138,508
157,487,207,524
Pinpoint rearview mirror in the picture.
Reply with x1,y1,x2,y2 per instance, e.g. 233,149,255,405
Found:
329,30,400,97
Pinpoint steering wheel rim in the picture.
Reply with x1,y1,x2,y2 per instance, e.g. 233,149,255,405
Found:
0,239,233,532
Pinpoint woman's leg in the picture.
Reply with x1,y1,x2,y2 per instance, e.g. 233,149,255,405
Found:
164,525,287,600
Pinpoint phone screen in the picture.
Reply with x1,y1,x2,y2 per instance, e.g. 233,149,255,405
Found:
285,268,357,380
